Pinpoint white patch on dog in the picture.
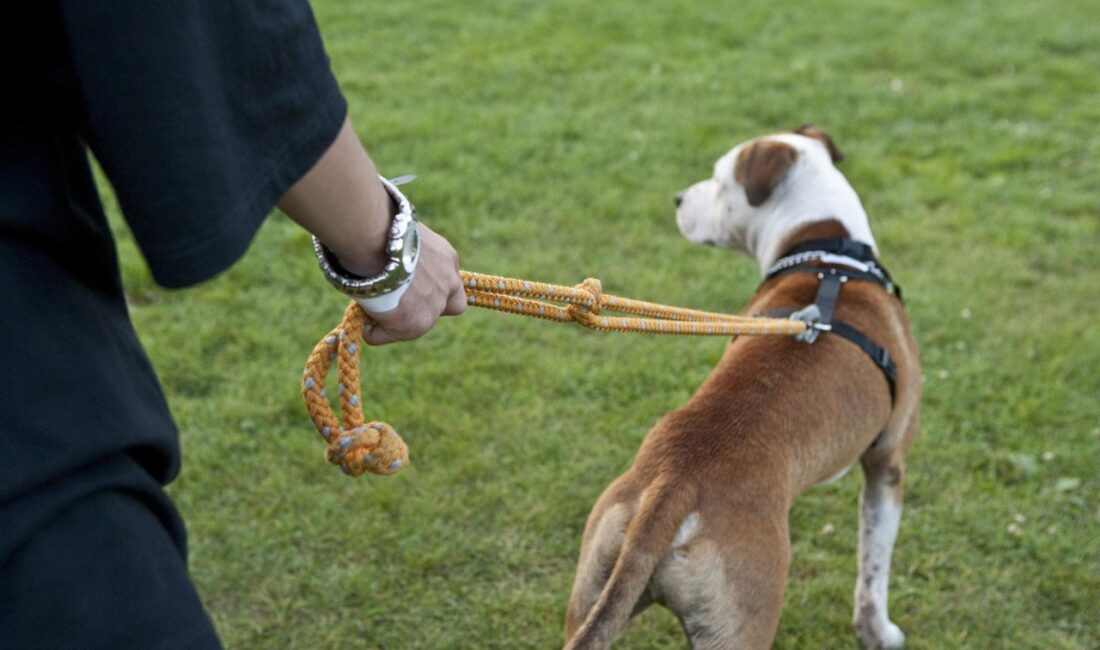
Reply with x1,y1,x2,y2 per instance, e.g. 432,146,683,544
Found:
671,512,700,548
653,540,741,650
819,464,853,485
854,490,906,649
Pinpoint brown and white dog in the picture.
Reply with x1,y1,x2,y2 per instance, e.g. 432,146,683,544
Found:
563,126,920,650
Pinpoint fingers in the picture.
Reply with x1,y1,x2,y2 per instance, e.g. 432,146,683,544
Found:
362,311,434,346
359,224,465,346
445,281,469,316
361,321,395,346
433,226,467,317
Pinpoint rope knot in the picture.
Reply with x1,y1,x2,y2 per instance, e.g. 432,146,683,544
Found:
325,422,408,476
567,277,604,326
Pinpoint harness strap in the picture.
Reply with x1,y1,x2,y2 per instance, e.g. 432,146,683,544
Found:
784,270,843,345
828,320,898,402
764,237,902,300
766,308,897,403
812,270,843,326
766,265,892,292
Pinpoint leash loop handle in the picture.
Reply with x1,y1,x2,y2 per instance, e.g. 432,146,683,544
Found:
302,302,408,477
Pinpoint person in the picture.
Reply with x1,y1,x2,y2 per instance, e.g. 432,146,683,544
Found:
0,1,465,647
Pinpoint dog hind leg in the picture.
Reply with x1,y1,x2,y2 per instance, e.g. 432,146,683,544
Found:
653,505,791,650
852,448,908,649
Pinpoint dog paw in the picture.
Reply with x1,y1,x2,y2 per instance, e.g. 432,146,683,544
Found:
854,619,905,649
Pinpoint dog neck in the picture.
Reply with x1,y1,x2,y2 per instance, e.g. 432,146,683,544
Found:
744,153,877,274
773,219,857,258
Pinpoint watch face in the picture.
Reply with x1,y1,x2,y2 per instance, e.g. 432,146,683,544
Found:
402,224,420,273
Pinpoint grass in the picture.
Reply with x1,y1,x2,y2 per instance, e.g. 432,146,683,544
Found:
101,0,1098,647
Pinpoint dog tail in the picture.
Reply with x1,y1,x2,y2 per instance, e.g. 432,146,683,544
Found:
564,477,697,650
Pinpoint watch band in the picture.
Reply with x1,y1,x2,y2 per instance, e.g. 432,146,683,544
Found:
355,277,413,313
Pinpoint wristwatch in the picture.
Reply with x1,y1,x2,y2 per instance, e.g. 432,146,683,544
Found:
313,175,421,313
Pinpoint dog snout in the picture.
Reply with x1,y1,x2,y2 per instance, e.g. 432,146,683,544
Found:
674,192,684,208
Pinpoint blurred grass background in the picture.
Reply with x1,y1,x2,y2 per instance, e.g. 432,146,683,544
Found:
102,0,1098,647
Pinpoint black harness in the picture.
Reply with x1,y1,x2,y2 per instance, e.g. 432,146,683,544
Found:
760,238,902,403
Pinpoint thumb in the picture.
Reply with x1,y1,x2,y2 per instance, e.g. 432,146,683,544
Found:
362,319,400,346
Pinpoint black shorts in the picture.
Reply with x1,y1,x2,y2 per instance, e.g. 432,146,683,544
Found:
0,456,222,650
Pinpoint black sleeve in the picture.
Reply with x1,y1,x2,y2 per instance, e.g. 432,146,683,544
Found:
58,0,348,287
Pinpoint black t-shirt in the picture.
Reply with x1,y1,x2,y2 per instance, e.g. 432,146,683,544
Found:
0,0,347,541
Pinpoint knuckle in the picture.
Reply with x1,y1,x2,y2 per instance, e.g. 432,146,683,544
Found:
386,309,435,342
412,311,438,335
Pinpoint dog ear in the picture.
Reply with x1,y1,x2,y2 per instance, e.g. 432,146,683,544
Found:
734,140,798,207
794,124,843,163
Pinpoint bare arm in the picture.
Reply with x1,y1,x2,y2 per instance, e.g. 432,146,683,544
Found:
278,117,465,344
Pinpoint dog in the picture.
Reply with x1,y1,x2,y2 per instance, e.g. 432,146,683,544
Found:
563,126,920,650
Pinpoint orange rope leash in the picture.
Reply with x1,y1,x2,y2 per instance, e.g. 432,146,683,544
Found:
301,270,808,477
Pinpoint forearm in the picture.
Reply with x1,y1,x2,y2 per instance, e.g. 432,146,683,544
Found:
277,117,392,276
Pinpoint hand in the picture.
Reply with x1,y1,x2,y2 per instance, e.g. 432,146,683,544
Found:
359,223,466,345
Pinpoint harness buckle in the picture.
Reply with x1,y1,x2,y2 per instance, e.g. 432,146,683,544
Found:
788,304,825,344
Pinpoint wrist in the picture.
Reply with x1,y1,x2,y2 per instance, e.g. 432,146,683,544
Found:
314,175,421,306
330,187,398,276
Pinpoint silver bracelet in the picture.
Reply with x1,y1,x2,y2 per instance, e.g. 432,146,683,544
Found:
313,175,421,306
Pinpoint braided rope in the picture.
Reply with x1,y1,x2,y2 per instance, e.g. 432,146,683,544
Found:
302,302,408,477
302,270,807,477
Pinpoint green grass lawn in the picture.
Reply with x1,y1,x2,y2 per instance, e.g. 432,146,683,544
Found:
104,0,1098,647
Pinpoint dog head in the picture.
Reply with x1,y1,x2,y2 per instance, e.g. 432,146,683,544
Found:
675,125,875,272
